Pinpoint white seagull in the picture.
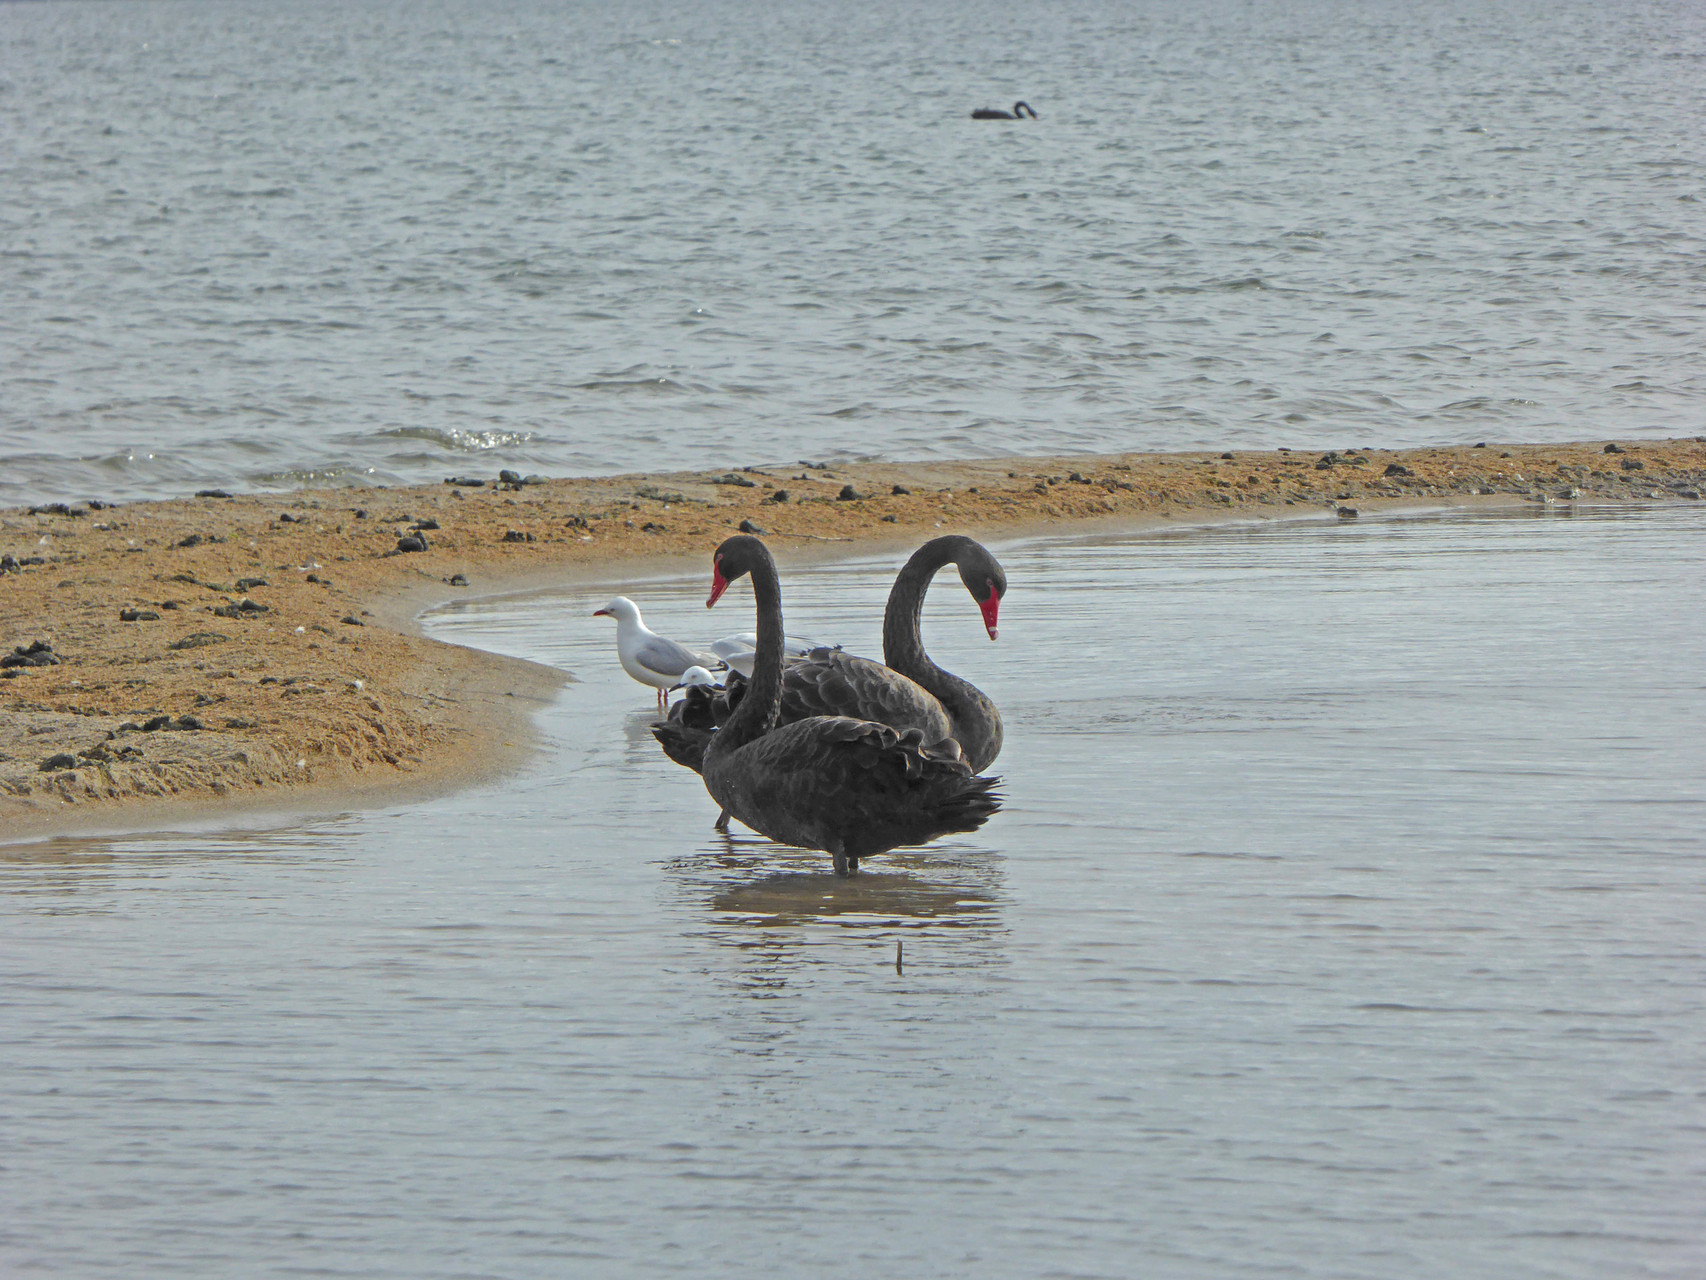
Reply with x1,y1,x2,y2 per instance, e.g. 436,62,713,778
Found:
593,596,723,709
708,631,827,679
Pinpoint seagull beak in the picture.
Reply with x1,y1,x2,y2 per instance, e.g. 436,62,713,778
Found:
592,608,609,617
707,566,729,608
979,594,1000,641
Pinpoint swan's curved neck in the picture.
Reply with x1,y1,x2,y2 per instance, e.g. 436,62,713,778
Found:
882,540,1001,767
882,541,956,677
714,558,784,753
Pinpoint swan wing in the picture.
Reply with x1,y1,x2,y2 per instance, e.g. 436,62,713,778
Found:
779,650,954,743
652,719,712,774
710,716,1001,856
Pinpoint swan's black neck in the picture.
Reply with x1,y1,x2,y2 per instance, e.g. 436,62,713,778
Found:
882,537,1001,768
710,552,784,755
882,539,959,676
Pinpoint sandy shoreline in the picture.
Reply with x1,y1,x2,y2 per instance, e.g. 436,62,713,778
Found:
3,438,1702,843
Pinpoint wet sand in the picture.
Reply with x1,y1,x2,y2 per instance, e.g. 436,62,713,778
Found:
3,438,1702,840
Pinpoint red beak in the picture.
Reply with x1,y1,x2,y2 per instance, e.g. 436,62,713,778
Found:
707,566,729,608
979,594,1000,641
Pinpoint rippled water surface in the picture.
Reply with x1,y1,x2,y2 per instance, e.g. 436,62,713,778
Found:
5,505,1705,1278
4,0,1705,503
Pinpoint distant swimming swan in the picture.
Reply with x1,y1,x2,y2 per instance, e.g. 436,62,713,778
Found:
971,101,1037,120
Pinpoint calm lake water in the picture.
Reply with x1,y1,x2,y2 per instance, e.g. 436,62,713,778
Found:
5,504,1704,1278
4,0,1706,504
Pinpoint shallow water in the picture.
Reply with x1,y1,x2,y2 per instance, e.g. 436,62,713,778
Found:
4,0,1706,502
4,505,1704,1278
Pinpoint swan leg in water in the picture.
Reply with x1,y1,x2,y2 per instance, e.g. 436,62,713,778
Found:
714,808,730,832
832,851,860,877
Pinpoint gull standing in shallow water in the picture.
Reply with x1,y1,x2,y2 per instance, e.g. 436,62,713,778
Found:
593,596,723,709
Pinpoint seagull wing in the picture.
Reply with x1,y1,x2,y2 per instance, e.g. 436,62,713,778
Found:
633,636,719,679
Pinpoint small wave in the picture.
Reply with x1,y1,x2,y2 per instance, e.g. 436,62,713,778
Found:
375,426,537,452
575,377,692,395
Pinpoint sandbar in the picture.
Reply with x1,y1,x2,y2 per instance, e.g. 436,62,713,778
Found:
3,438,1702,842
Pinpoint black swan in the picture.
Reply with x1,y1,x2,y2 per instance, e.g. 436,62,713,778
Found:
652,535,1005,779
699,535,1002,875
971,101,1037,120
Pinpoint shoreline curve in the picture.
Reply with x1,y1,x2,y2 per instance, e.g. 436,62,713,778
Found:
4,438,1702,844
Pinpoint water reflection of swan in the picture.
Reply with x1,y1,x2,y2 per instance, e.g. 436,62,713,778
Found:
666,832,1003,922
971,101,1037,120
710,865,999,926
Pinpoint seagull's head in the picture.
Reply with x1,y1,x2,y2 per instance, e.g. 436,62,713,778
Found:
592,596,641,624
669,665,720,694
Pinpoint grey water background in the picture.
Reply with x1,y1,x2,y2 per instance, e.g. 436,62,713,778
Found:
4,503,1705,1278
4,0,1706,505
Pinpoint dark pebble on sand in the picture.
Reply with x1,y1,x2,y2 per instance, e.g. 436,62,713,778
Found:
178,534,204,547
738,519,766,534
397,534,429,553
837,485,862,501
762,489,786,504
501,530,535,542
353,509,368,519
2,641,59,669
1384,463,1413,476
28,502,82,517
212,599,269,619
447,573,469,586
167,632,228,651
176,714,205,731
1068,472,1089,483
196,489,232,499
1221,452,1234,460
1336,506,1359,518
891,484,910,495
234,577,267,591
39,754,77,772
1604,443,1624,453
119,608,161,622
444,477,485,487
341,615,365,626
715,473,758,488
881,514,898,523
1621,458,1645,471
499,469,523,485
412,518,439,531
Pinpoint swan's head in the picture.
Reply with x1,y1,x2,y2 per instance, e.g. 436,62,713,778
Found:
707,535,769,608
955,544,1008,641
669,665,720,693
592,596,641,624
